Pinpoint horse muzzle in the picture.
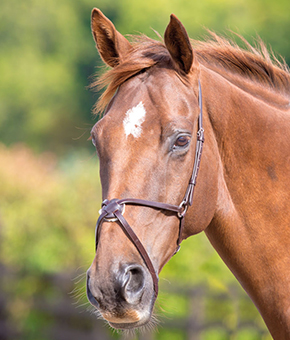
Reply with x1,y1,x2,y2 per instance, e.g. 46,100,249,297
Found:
86,263,155,329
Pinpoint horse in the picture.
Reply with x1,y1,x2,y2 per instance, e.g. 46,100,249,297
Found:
86,8,290,339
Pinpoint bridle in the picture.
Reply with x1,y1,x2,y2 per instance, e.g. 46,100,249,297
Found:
94,80,204,300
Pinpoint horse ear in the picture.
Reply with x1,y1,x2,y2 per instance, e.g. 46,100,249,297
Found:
91,8,132,67
164,14,198,74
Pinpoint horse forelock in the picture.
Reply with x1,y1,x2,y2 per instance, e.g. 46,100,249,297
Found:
91,36,173,115
91,32,290,116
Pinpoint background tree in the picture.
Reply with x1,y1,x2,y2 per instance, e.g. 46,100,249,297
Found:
0,0,289,153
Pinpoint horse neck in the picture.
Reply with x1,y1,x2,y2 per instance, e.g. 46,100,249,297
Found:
201,67,290,338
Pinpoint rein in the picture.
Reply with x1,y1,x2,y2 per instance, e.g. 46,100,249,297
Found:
95,80,204,299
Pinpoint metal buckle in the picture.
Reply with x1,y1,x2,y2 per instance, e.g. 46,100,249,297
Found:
177,201,188,218
197,128,204,142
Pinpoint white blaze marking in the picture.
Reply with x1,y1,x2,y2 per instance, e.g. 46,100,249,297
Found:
123,101,146,138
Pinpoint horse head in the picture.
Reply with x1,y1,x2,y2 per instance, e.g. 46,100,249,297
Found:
86,9,219,330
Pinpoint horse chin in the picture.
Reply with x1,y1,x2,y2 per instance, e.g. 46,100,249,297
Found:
108,318,149,330
101,308,153,330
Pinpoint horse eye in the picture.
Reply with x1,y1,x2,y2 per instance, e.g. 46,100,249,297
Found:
89,135,96,147
174,135,191,148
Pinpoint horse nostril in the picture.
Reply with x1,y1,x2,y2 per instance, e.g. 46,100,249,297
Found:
86,275,100,309
122,265,145,304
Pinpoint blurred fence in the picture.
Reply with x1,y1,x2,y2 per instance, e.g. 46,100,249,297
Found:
0,264,112,340
0,264,271,340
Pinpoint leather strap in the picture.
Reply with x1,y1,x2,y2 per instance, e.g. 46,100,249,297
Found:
94,80,204,299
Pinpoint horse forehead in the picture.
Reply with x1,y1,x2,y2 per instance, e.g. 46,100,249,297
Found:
94,70,194,140
99,91,156,138
123,101,147,139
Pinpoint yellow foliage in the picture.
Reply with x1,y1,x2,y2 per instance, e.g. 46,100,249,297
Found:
0,144,100,273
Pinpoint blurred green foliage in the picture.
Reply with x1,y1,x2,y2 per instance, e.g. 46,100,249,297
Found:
0,0,289,154
1,0,289,338
0,144,99,338
0,144,99,273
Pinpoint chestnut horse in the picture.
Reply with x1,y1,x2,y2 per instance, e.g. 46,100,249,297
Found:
86,8,290,339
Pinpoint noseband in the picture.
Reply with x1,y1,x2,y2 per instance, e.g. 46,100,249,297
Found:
95,80,204,299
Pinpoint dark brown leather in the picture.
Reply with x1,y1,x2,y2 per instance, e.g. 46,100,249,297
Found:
94,80,204,300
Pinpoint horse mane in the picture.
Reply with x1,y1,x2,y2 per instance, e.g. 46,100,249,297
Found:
92,32,290,115
193,31,290,95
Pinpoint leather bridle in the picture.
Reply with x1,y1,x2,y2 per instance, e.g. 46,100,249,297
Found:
94,80,204,299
